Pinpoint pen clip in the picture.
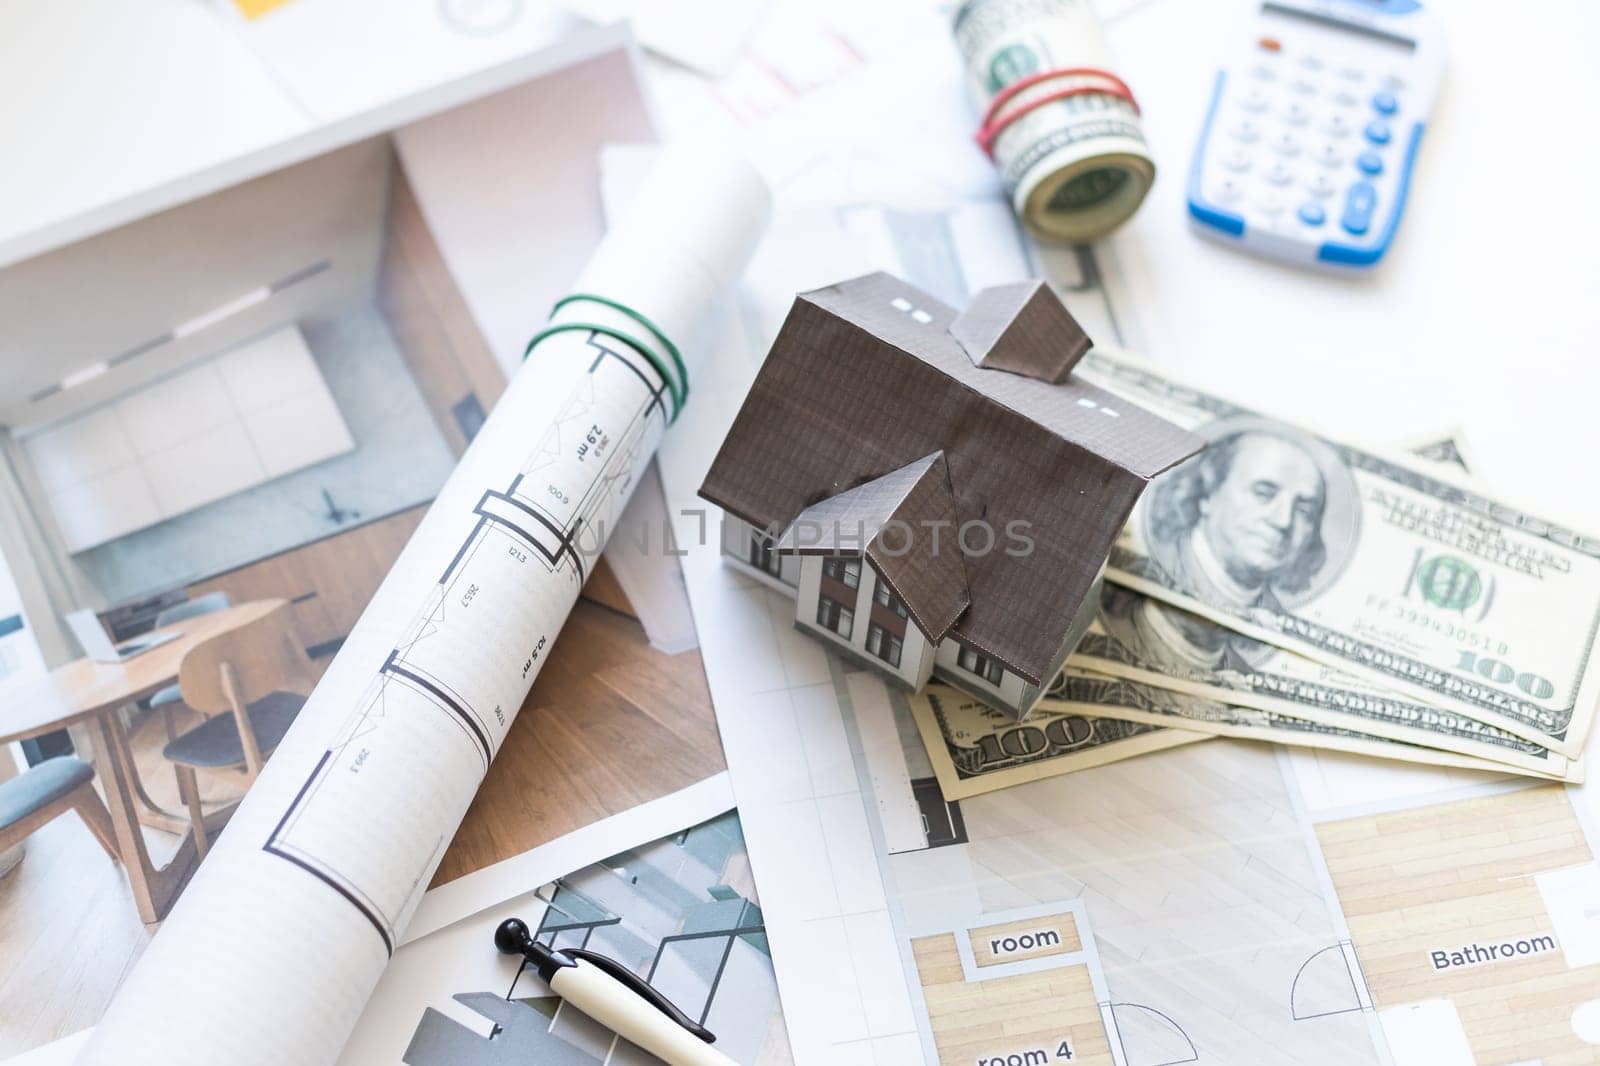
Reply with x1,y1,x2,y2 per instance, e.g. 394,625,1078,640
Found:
564,948,718,1044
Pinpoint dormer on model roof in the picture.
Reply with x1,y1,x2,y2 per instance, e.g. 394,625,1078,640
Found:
699,272,1202,720
949,279,1092,384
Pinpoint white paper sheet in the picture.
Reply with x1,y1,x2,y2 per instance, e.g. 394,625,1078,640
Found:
558,0,766,76
214,0,592,125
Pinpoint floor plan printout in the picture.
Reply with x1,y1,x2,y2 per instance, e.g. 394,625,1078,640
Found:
80,148,768,1066
649,156,1600,1066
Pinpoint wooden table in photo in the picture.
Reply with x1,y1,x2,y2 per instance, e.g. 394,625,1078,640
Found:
0,599,286,923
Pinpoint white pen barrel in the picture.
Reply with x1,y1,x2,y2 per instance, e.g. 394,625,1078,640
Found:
550,962,739,1066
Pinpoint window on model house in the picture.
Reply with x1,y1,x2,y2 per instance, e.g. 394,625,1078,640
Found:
866,622,903,668
956,644,1004,686
822,557,860,589
816,595,854,639
747,532,782,579
873,581,908,619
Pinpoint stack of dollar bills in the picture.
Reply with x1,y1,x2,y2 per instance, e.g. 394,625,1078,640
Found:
910,350,1594,800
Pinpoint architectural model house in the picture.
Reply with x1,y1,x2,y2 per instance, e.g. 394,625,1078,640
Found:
700,272,1202,719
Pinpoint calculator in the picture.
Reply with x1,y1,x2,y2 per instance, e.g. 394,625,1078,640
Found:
1186,0,1444,270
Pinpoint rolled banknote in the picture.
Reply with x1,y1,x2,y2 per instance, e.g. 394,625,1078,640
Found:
1077,349,1600,758
1042,670,1582,781
908,684,1208,800
953,0,1155,242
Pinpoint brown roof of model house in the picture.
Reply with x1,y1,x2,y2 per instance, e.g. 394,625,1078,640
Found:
949,279,1091,384
775,451,971,645
700,271,1202,684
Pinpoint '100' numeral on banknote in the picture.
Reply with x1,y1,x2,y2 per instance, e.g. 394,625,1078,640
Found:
908,685,1207,800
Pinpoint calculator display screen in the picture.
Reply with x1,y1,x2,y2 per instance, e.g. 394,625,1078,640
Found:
1259,2,1418,52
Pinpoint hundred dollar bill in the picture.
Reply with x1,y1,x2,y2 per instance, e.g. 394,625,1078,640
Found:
1078,349,1600,757
909,683,1209,800
1398,429,1475,475
1041,669,1582,781
1052,433,1579,778
1067,585,1580,779
953,0,1155,242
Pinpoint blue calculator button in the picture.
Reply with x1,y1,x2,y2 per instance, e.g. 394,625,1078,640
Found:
1364,120,1391,145
1342,181,1377,235
1357,151,1384,176
1297,202,1326,226
1372,91,1399,115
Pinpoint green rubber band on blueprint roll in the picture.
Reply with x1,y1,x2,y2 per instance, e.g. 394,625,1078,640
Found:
523,321,685,424
552,293,689,406
524,293,690,422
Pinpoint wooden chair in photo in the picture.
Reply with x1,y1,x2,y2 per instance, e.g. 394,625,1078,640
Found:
0,756,120,866
162,602,314,858
145,591,233,716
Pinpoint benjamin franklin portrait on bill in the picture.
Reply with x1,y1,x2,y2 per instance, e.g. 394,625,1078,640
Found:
1142,420,1359,616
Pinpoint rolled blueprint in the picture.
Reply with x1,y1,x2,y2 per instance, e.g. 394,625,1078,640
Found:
954,0,1155,243
80,145,770,1066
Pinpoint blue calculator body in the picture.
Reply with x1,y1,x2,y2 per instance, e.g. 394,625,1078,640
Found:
1187,0,1444,270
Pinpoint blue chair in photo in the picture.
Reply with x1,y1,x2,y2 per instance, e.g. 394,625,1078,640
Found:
0,756,120,866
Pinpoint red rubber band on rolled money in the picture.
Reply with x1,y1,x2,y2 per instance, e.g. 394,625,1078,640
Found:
976,66,1140,158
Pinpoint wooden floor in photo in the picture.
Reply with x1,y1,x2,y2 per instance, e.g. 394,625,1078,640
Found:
1317,785,1600,1065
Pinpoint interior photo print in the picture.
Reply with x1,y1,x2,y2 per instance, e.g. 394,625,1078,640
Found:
0,1,1595,1065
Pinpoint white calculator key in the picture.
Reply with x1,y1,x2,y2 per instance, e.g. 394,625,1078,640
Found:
1231,119,1263,143
1298,54,1324,71
1306,173,1337,198
1270,131,1301,157
1383,73,1407,91
1214,178,1245,203
1290,77,1318,95
1250,64,1277,82
1265,161,1295,186
1254,193,1284,215
1323,114,1351,138
1221,146,1253,172
1283,101,1312,127
1239,88,1270,113
1337,66,1364,82
1334,89,1360,107
1314,143,1345,168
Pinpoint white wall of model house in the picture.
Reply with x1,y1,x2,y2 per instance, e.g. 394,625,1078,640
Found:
932,634,1026,708
793,555,934,690
721,515,1029,700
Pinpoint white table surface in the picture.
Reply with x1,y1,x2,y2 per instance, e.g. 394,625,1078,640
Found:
1100,0,1600,526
